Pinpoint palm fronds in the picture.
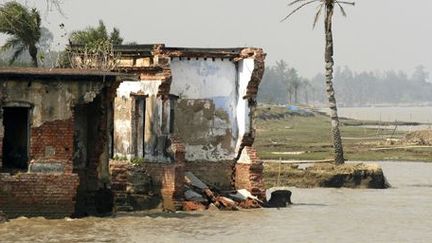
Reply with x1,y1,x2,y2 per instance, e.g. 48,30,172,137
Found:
0,2,42,66
281,0,320,22
283,0,355,25
313,3,325,28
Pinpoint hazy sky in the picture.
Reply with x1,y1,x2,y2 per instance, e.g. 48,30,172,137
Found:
1,0,431,79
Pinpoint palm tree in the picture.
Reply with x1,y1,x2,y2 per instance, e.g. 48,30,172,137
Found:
282,0,355,164
69,20,123,47
0,2,42,67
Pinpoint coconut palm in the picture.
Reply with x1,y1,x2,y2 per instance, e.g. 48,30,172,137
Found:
69,20,123,48
0,2,42,67
282,0,355,164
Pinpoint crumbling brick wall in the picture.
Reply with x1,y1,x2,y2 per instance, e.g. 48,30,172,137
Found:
234,146,265,200
109,136,185,211
109,161,183,211
30,118,74,173
0,74,118,217
0,173,79,218
0,117,78,218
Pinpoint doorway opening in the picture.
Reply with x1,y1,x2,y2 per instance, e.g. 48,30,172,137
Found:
132,95,146,158
2,107,30,171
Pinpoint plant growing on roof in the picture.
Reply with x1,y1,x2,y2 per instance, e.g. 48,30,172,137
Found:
68,20,124,71
282,0,355,165
0,1,42,67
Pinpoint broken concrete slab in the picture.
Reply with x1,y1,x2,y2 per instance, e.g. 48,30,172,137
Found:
227,191,247,202
185,171,208,190
184,189,207,202
228,189,264,205
237,189,263,203
217,196,238,210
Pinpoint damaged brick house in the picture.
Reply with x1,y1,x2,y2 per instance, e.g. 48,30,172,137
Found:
0,68,121,217
100,44,267,211
0,44,266,217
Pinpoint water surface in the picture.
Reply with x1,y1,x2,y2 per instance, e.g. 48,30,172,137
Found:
1,162,431,242
321,106,432,123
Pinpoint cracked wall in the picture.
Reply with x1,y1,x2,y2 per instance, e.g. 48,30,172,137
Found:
170,57,239,162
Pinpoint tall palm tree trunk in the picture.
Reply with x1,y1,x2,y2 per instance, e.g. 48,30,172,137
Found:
29,44,38,67
324,3,345,164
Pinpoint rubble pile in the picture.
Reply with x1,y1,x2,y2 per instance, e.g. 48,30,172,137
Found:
182,172,291,211
182,172,263,211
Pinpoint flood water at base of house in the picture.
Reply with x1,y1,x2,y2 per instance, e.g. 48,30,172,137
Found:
1,161,432,243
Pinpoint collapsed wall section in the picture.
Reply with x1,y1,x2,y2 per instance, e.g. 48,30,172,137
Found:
233,49,266,198
108,45,266,210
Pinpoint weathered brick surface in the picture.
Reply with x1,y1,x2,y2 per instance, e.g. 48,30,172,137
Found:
0,173,79,218
109,136,186,211
110,161,181,211
30,118,74,173
234,146,265,200
0,117,79,218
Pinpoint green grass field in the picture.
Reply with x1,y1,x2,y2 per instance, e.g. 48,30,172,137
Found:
254,105,431,162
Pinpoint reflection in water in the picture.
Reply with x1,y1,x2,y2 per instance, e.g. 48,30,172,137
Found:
1,162,432,242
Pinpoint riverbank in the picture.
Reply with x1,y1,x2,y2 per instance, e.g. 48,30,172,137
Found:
263,162,389,189
256,105,432,189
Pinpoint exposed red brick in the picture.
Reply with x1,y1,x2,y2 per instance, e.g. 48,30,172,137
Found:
234,146,265,200
0,173,79,218
238,198,262,209
30,118,74,173
234,48,266,101
182,201,206,211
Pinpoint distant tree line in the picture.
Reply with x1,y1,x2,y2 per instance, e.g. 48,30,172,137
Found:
259,61,432,106
258,60,311,105
0,2,125,68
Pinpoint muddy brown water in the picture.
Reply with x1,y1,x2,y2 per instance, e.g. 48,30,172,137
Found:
1,161,432,243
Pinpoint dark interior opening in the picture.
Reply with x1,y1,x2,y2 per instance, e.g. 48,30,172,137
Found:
2,107,30,171
72,92,113,217
132,96,146,158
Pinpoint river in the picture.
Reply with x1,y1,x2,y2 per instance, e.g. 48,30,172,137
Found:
1,161,431,242
320,106,432,124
